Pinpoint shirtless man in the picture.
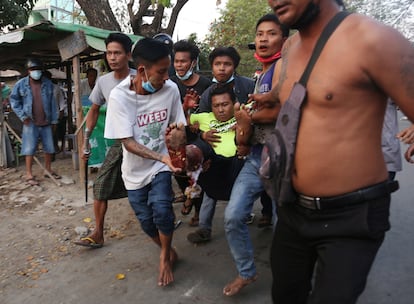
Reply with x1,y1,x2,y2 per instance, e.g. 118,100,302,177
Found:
252,1,414,303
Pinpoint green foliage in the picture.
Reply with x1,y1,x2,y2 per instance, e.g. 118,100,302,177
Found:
205,0,271,77
343,0,414,41
177,32,211,75
152,0,172,8
0,0,37,32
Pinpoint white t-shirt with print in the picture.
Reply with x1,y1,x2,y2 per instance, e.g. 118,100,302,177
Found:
105,78,186,190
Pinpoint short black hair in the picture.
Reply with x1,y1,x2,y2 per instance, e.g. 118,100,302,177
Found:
105,32,133,54
132,37,170,66
256,14,290,38
208,47,241,69
209,83,236,103
86,67,97,75
173,40,200,61
336,0,344,7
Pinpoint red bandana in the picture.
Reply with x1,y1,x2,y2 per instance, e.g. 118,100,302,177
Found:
254,51,282,63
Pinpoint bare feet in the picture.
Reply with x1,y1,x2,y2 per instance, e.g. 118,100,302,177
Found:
170,247,178,267
158,249,177,287
234,102,253,154
223,275,258,296
24,175,39,186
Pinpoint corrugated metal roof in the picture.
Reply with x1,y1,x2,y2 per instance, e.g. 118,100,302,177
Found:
0,20,142,72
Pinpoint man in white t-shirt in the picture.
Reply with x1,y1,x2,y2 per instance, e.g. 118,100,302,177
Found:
105,38,186,287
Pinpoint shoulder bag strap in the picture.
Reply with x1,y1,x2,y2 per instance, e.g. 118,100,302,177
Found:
299,11,350,86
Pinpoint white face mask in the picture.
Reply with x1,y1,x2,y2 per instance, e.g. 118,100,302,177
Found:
176,61,195,81
212,74,234,84
29,70,42,80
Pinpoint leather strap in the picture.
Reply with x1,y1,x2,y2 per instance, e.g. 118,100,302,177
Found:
299,11,350,86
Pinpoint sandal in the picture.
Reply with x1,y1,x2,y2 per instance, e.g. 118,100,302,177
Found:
44,171,62,179
189,215,199,227
257,215,272,228
181,198,193,215
25,177,39,186
74,236,103,249
174,194,186,203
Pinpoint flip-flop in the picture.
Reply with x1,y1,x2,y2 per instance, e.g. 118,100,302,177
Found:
74,237,103,249
181,198,193,215
25,177,39,186
44,172,62,179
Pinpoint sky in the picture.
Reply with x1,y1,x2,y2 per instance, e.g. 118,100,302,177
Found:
172,0,227,41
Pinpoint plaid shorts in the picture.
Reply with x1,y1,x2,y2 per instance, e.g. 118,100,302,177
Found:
93,141,127,200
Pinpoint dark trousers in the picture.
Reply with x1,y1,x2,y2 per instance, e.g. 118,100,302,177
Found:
174,174,203,213
260,191,273,217
271,195,391,304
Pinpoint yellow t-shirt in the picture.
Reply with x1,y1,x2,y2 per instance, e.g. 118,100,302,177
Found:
190,112,237,157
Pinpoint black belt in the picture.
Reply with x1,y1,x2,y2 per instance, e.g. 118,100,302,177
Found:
297,180,399,210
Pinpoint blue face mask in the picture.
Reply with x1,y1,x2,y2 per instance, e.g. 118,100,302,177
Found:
212,74,234,84
142,68,157,93
30,70,42,81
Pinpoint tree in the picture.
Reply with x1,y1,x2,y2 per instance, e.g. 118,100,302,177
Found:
76,0,190,37
75,0,120,31
205,0,270,77
0,0,37,32
344,0,414,41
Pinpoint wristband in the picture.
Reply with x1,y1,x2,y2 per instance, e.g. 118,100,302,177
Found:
84,128,91,139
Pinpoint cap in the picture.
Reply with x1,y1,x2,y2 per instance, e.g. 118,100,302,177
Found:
26,58,43,70
153,33,173,51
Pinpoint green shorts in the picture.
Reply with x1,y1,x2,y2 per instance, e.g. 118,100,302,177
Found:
93,141,127,200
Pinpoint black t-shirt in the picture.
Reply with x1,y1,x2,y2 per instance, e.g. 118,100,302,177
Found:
170,74,212,103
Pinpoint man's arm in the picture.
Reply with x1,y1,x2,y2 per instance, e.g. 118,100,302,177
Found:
397,124,414,144
121,137,181,173
361,17,414,121
9,82,28,123
82,103,100,160
251,103,281,124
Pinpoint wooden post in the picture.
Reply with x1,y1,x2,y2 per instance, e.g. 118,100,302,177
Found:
58,30,88,180
72,55,85,183
0,91,6,167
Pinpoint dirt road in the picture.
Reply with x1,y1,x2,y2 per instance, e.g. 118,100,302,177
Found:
0,153,274,304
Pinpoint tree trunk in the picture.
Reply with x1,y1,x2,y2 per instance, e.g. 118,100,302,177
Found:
131,0,190,37
165,0,190,36
76,0,121,31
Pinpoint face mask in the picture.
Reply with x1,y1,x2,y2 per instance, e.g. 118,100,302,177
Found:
30,70,42,81
212,74,235,84
142,68,157,93
176,62,195,81
291,1,320,30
